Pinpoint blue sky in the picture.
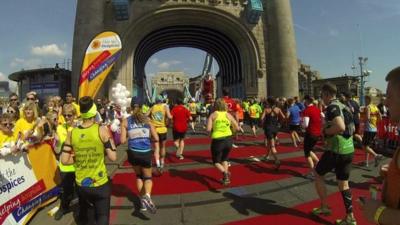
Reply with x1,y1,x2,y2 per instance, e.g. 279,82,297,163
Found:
1,0,399,92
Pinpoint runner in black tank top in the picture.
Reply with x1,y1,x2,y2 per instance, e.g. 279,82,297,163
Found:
261,97,286,170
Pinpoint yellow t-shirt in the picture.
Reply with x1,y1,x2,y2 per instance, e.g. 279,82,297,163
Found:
150,104,167,133
13,118,35,139
56,124,75,172
189,103,197,114
72,102,81,117
0,131,16,146
366,104,380,131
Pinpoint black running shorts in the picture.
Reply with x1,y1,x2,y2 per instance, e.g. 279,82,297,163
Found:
158,132,167,142
315,151,354,180
173,130,186,140
127,150,152,168
211,137,232,164
362,131,376,147
304,133,319,157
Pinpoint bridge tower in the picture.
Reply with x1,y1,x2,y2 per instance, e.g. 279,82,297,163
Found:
72,0,298,99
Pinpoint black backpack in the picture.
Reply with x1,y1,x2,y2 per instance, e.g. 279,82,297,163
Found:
332,101,355,138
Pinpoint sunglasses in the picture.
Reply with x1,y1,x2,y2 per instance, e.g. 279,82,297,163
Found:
10,98,18,101
7,110,15,113
64,114,73,118
27,98,35,101
1,123,12,127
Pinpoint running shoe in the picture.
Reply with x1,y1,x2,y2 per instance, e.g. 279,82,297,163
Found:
362,161,369,168
141,195,156,214
374,154,383,167
305,171,315,180
157,166,164,174
139,199,147,212
263,154,271,161
335,217,357,225
221,172,231,186
227,161,231,167
54,209,64,221
274,160,281,171
232,143,239,148
177,154,184,160
311,206,332,216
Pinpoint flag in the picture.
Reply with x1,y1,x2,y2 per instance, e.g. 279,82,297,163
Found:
79,31,122,98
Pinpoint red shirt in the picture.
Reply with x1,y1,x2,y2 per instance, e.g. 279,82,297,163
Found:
171,105,191,132
303,104,322,136
223,96,237,112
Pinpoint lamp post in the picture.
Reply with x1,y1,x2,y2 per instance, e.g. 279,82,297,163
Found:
358,56,371,106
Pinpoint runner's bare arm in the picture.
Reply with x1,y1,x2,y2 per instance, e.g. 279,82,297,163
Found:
120,118,128,144
278,108,286,120
100,125,117,161
206,112,215,133
324,116,345,136
165,105,173,119
260,109,266,123
366,106,371,121
60,131,74,165
227,113,239,132
149,123,159,142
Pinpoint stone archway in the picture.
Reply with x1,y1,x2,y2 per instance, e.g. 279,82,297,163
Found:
117,6,263,99
72,0,299,100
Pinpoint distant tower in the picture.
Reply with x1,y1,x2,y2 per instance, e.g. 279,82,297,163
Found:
265,0,299,97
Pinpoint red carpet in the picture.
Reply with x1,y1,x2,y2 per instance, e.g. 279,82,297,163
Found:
164,132,291,147
122,144,302,166
113,156,310,196
224,180,378,225
113,149,366,196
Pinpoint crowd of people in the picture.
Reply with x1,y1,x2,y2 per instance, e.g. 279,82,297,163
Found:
1,68,399,225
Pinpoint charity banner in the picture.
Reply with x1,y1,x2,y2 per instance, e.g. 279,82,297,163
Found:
0,143,60,225
79,31,122,99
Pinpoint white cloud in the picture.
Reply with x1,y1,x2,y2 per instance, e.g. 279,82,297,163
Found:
158,62,170,70
31,44,65,57
151,58,159,64
155,60,182,70
10,57,42,69
170,60,181,65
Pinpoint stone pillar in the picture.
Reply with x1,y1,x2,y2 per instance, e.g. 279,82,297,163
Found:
71,0,105,97
265,0,298,97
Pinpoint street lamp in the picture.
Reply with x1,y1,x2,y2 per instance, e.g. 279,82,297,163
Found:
358,57,371,106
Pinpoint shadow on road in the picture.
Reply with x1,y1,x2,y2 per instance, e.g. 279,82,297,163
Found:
223,192,333,224
169,168,221,193
111,183,150,221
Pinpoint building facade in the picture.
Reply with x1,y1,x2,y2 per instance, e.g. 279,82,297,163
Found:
312,76,360,98
151,72,189,102
298,60,321,98
8,67,71,102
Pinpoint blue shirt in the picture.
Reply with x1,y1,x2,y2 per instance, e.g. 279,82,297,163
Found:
288,105,301,125
295,102,305,111
127,116,151,152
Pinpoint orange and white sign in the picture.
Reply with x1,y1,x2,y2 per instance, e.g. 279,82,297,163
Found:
79,31,122,98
